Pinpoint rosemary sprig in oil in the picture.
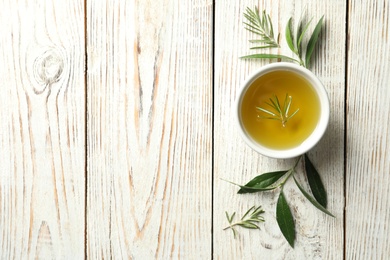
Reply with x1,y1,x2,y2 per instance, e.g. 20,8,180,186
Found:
257,94,299,127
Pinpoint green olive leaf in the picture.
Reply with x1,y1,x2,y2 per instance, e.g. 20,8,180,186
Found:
304,154,327,208
285,18,297,54
305,15,324,67
297,18,313,50
295,17,303,48
276,192,295,248
237,185,277,192
222,179,278,193
293,176,335,217
238,170,288,194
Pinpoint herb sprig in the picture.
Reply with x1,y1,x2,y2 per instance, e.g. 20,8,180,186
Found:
257,93,299,127
224,205,265,239
243,7,280,49
241,7,324,68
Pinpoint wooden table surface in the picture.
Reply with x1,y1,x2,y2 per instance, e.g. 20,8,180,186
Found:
1,0,389,259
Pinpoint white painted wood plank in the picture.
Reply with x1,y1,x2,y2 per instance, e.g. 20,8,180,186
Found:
0,0,85,259
346,0,390,258
214,0,345,258
86,0,213,258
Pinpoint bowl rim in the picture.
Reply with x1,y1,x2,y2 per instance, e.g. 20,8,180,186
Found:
235,62,330,159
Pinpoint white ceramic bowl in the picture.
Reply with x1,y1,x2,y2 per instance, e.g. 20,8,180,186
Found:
235,62,329,159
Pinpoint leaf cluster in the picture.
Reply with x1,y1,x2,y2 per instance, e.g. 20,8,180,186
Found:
242,7,324,68
227,154,334,247
285,15,324,67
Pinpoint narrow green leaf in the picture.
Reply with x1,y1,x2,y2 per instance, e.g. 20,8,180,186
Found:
257,106,277,116
276,192,295,247
274,95,282,115
242,206,255,219
238,170,287,194
252,205,265,216
262,10,269,34
249,39,276,44
295,17,303,49
232,228,238,238
285,18,296,53
269,96,281,115
297,18,313,49
267,14,275,38
282,93,289,115
266,98,275,107
295,9,308,47
243,12,256,23
237,184,278,193
244,27,265,36
240,53,298,63
225,211,231,223
305,16,324,67
254,7,261,25
304,154,327,207
287,108,299,120
293,176,335,217
250,45,279,50
229,212,236,223
237,222,259,229
258,117,280,121
222,179,278,193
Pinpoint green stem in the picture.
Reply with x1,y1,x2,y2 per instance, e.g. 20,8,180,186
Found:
279,156,303,189
295,55,305,67
279,169,294,189
223,223,238,230
293,155,303,169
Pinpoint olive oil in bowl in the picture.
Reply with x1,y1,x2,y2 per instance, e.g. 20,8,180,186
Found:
240,70,320,150
236,63,329,158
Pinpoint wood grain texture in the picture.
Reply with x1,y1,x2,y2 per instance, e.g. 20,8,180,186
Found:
346,0,390,258
0,0,85,259
1,0,389,258
86,0,213,258
214,0,345,258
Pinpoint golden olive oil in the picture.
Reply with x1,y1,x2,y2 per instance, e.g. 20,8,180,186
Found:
240,70,320,150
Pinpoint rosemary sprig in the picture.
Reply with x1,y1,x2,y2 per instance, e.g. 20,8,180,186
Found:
256,94,299,127
241,7,324,69
224,205,265,239
243,7,280,49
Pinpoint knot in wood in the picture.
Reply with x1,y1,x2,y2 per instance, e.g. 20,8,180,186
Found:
34,50,64,86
